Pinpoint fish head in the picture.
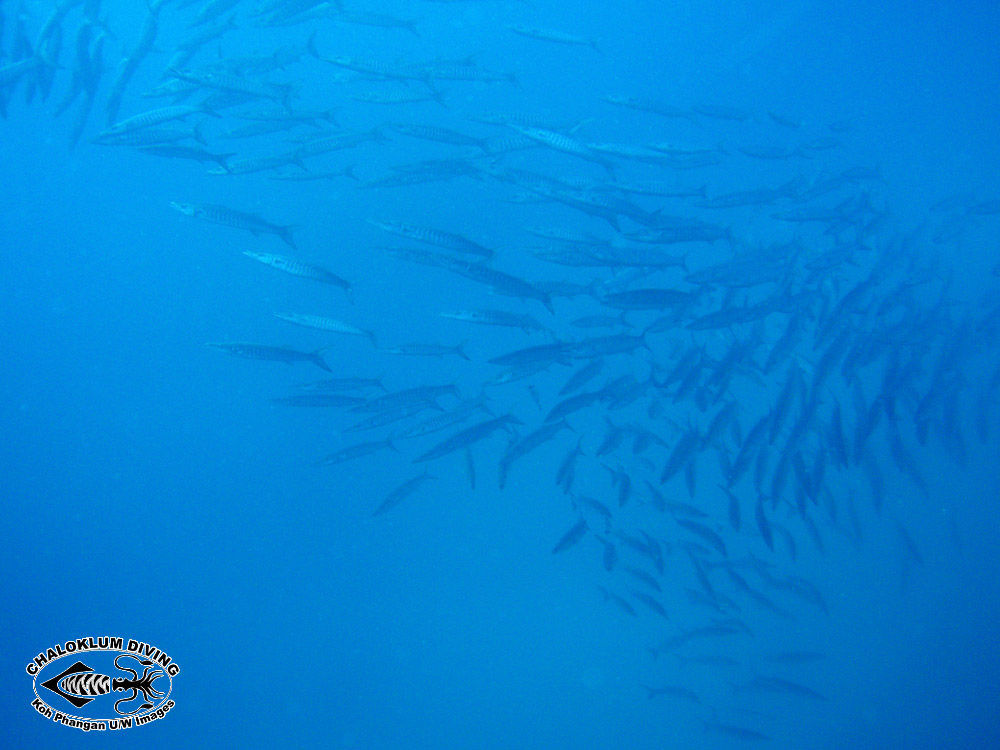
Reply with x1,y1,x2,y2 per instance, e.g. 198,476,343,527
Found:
365,218,394,232
169,202,196,216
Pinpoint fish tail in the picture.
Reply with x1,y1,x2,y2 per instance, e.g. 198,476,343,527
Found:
420,76,438,95
639,324,655,353
277,225,297,249
279,83,297,111
430,86,448,108
306,30,321,60
311,350,332,372
36,42,63,74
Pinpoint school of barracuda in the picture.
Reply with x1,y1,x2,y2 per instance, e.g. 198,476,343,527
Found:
4,0,999,742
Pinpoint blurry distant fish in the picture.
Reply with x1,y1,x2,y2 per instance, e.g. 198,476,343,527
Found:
188,0,243,28
236,106,338,126
243,251,352,297
755,492,775,549
312,52,427,85
498,419,571,488
543,389,607,423
464,445,476,489
168,67,295,107
268,165,359,182
450,262,555,313
737,143,805,160
104,5,163,124
642,685,700,703
413,414,522,463
274,313,375,342
354,384,458,414
509,125,615,174
396,394,490,439
597,586,636,616
736,675,827,701
352,88,443,105
597,179,706,198
769,110,803,128
392,249,553,312
675,518,727,557
508,25,600,52
440,309,549,334
894,519,924,565
601,288,697,311
767,651,826,664
170,201,296,248
317,436,397,466
968,198,1000,215
371,472,435,516
380,342,470,360
691,103,751,121
91,125,206,147
0,51,55,98
206,150,306,175
206,342,330,371
703,722,771,742
295,382,381,399
407,57,517,85
603,95,694,120
335,10,422,36
630,589,670,619
552,518,588,553
138,144,233,168
368,219,494,259
99,105,209,138
389,123,491,152
272,393,366,408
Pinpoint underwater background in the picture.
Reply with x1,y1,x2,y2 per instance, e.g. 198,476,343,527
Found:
2,1,999,747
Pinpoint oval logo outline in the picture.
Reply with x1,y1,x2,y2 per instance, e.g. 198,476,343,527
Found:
33,648,174,723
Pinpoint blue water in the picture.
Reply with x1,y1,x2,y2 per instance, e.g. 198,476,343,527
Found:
3,1,999,747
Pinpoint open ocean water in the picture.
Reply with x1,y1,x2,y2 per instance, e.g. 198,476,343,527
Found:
2,1,999,748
